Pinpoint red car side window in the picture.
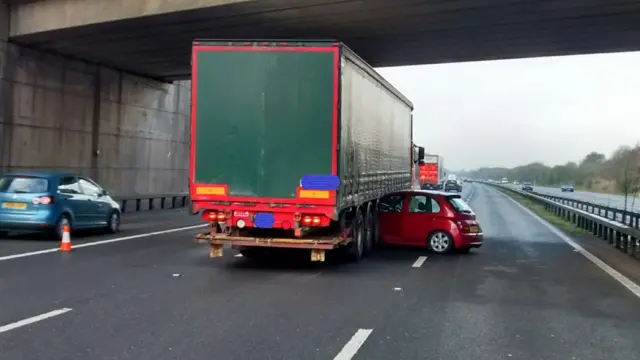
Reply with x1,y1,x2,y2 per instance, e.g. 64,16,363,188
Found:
408,195,441,213
379,195,404,212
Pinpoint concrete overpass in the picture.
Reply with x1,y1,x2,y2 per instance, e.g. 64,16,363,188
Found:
7,0,640,80
1,0,640,195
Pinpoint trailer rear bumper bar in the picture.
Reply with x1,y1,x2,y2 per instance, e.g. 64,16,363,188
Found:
195,232,349,262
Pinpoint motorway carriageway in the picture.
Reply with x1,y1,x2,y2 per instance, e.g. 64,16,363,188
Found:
0,184,639,360
509,184,640,213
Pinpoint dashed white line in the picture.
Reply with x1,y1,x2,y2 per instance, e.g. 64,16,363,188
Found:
497,188,640,300
465,184,476,203
412,256,427,268
0,308,73,334
333,328,373,360
234,253,243,257
0,224,208,262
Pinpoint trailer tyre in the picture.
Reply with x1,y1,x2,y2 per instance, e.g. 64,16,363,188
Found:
363,209,374,255
348,211,364,262
371,206,380,250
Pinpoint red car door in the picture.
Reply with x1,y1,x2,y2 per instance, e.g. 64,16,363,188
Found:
377,193,406,244
401,194,443,245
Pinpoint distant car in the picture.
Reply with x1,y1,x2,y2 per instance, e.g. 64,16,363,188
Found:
377,190,483,253
444,179,462,192
521,181,534,191
421,182,442,191
561,184,575,192
0,172,121,239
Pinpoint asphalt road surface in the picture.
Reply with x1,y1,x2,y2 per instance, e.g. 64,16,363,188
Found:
508,184,640,212
1,184,639,360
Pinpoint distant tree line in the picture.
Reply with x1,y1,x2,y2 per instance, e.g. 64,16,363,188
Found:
462,144,640,196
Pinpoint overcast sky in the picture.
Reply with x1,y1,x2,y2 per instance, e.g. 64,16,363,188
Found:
376,51,640,172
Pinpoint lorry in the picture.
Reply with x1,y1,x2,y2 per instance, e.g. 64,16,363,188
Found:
189,40,419,262
419,154,444,190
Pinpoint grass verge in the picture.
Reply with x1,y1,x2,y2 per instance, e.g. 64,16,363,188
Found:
496,188,591,236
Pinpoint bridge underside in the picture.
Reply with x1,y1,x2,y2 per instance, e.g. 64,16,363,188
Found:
9,0,640,81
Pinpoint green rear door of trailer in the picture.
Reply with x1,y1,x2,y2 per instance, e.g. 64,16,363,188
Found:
193,48,335,198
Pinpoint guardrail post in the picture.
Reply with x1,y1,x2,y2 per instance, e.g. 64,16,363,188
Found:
160,197,166,209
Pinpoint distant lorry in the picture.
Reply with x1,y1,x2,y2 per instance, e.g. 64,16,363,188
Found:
189,40,419,262
419,154,444,190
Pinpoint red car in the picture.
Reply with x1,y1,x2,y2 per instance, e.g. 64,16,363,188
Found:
377,190,483,253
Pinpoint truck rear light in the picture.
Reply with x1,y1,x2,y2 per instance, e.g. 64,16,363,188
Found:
294,213,301,221
217,212,226,221
32,196,53,205
202,211,217,222
302,215,322,226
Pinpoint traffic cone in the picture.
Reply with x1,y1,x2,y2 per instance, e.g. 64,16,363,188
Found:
60,225,72,252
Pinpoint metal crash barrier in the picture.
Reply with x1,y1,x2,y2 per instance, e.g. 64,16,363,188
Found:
113,193,189,214
519,191,640,229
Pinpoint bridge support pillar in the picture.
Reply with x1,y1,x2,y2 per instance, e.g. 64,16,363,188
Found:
0,1,7,40
0,6,190,195
1,1,10,173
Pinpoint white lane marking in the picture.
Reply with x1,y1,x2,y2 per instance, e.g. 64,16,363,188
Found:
234,253,243,257
497,188,640,299
0,224,208,262
412,256,427,268
0,308,73,334
333,328,373,360
465,184,476,203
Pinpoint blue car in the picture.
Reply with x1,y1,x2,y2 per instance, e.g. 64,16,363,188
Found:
561,183,575,192
0,172,121,239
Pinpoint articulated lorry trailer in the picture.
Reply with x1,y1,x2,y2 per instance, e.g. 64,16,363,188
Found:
189,40,418,262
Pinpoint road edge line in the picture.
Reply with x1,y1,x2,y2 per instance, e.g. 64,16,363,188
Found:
0,224,208,262
492,186,640,299
0,308,73,333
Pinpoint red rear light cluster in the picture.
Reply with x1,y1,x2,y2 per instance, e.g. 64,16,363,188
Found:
32,196,53,205
456,220,480,233
301,215,322,227
202,210,226,222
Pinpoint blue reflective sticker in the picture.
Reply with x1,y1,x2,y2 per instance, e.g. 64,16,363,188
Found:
301,175,340,190
254,213,275,229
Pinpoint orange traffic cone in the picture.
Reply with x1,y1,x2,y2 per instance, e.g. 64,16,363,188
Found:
60,225,72,252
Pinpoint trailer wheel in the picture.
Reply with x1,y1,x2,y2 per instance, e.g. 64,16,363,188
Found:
371,205,380,250
348,211,364,262
363,208,374,255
